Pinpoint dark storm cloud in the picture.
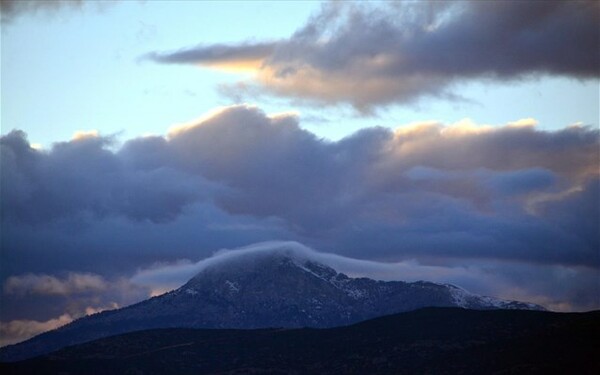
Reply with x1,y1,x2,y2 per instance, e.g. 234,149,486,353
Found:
2,105,598,271
1,130,212,224
165,107,341,233
146,1,600,110
1,127,294,283
540,177,600,264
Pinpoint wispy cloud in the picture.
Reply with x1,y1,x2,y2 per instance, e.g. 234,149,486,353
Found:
3,272,107,296
130,241,482,290
146,42,277,73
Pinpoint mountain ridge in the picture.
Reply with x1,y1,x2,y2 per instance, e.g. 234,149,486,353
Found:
0,244,544,362
3,308,599,374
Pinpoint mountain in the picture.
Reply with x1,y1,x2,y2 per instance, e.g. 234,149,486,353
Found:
3,308,599,375
0,246,544,361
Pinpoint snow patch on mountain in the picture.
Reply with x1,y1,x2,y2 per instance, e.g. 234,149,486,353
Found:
445,284,540,310
225,280,240,292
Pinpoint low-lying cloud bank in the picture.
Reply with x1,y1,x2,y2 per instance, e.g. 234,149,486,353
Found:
130,241,502,295
0,314,73,347
0,271,148,346
4,240,596,346
147,1,599,110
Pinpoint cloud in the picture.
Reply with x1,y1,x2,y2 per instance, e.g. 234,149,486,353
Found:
0,130,216,224
1,0,83,17
1,104,598,322
3,272,107,296
0,301,121,347
1,272,149,315
0,314,73,347
0,0,117,23
147,42,277,73
71,129,100,141
146,1,600,110
2,105,598,269
0,271,151,346
130,241,479,290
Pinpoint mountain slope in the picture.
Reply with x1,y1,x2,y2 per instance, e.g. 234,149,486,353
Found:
0,247,544,361
3,308,599,375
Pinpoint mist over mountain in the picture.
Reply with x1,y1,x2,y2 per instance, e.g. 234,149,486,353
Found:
0,243,543,362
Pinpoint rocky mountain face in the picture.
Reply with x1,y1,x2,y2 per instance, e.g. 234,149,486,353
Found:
0,250,543,361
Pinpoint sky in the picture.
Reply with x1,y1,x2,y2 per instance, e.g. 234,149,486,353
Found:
1,0,599,346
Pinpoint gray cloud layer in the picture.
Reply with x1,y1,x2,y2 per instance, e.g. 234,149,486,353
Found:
2,105,598,269
1,104,599,343
1,131,215,224
147,1,600,110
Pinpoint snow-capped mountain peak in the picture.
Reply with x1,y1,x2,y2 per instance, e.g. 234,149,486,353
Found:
0,244,544,362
